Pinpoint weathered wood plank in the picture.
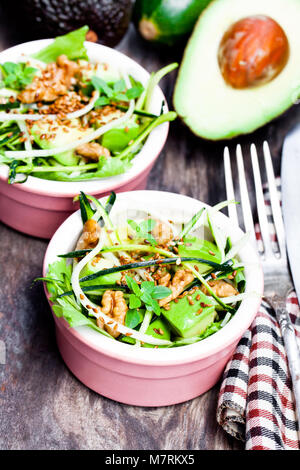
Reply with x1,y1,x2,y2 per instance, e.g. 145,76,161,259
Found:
1,14,299,451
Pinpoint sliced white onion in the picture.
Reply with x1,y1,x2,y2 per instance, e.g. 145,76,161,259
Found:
0,112,55,121
17,120,32,152
71,231,171,346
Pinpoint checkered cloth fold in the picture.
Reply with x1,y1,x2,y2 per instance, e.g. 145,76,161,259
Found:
217,295,300,450
217,179,300,450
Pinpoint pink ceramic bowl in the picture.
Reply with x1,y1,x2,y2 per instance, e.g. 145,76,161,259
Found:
43,190,263,407
0,40,170,239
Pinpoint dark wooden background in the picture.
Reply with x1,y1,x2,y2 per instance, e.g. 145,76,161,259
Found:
1,9,300,450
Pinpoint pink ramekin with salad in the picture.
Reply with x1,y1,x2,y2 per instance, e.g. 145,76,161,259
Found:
0,27,176,238
42,190,263,406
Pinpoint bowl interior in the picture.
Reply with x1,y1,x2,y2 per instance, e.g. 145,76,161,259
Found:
43,190,263,366
0,40,169,196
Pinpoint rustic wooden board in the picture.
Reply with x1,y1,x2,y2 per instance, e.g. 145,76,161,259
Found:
1,11,300,450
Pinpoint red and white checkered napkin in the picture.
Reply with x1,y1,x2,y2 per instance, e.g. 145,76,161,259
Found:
217,292,300,450
217,177,300,449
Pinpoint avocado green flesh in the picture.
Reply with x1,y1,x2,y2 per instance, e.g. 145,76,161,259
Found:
31,118,92,166
161,289,216,338
173,0,300,140
178,237,221,274
142,317,171,348
79,258,121,289
134,0,212,45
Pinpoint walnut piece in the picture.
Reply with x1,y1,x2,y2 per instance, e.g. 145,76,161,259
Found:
76,142,110,161
151,219,173,246
158,272,171,287
201,279,238,297
18,55,79,104
97,290,128,338
76,219,100,250
159,269,194,306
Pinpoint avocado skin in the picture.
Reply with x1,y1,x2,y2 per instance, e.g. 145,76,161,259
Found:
4,0,133,47
133,0,212,45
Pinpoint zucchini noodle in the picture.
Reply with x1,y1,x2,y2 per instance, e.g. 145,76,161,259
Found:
70,230,172,346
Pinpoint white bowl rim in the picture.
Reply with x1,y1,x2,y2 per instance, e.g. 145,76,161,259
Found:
43,190,264,366
0,39,169,197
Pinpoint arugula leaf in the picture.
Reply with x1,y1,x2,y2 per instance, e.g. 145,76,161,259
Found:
0,62,37,90
33,26,89,63
42,258,112,338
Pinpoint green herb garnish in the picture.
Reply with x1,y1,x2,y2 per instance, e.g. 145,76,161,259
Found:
0,62,37,90
125,275,171,316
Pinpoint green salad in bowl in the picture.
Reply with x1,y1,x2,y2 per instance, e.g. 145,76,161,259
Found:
42,191,250,348
0,26,177,184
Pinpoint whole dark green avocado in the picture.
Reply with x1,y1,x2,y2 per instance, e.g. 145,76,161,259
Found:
4,0,133,47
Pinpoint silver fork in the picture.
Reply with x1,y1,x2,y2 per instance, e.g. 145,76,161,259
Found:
224,141,300,434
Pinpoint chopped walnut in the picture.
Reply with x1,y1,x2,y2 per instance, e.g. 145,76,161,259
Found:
18,55,79,104
76,219,100,250
201,280,238,298
56,55,79,87
75,142,110,161
151,219,173,246
97,290,128,338
159,269,194,306
158,272,171,287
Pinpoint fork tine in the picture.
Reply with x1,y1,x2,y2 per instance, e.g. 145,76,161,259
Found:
236,144,256,245
223,147,239,227
250,143,273,258
263,141,286,259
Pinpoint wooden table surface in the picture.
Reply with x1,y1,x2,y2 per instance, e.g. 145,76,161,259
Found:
1,12,300,451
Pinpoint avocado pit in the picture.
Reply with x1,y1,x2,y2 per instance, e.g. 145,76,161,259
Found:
218,15,289,89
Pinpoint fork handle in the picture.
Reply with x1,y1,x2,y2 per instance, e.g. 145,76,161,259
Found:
275,300,300,436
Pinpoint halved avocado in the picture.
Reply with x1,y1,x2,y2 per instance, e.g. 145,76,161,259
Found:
173,0,300,140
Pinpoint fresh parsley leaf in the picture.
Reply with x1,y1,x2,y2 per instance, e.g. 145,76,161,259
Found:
125,275,171,317
94,96,110,107
125,275,141,296
126,85,144,100
129,294,142,309
91,76,114,98
92,75,144,107
151,285,172,300
0,62,38,90
125,309,144,329
113,79,126,93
